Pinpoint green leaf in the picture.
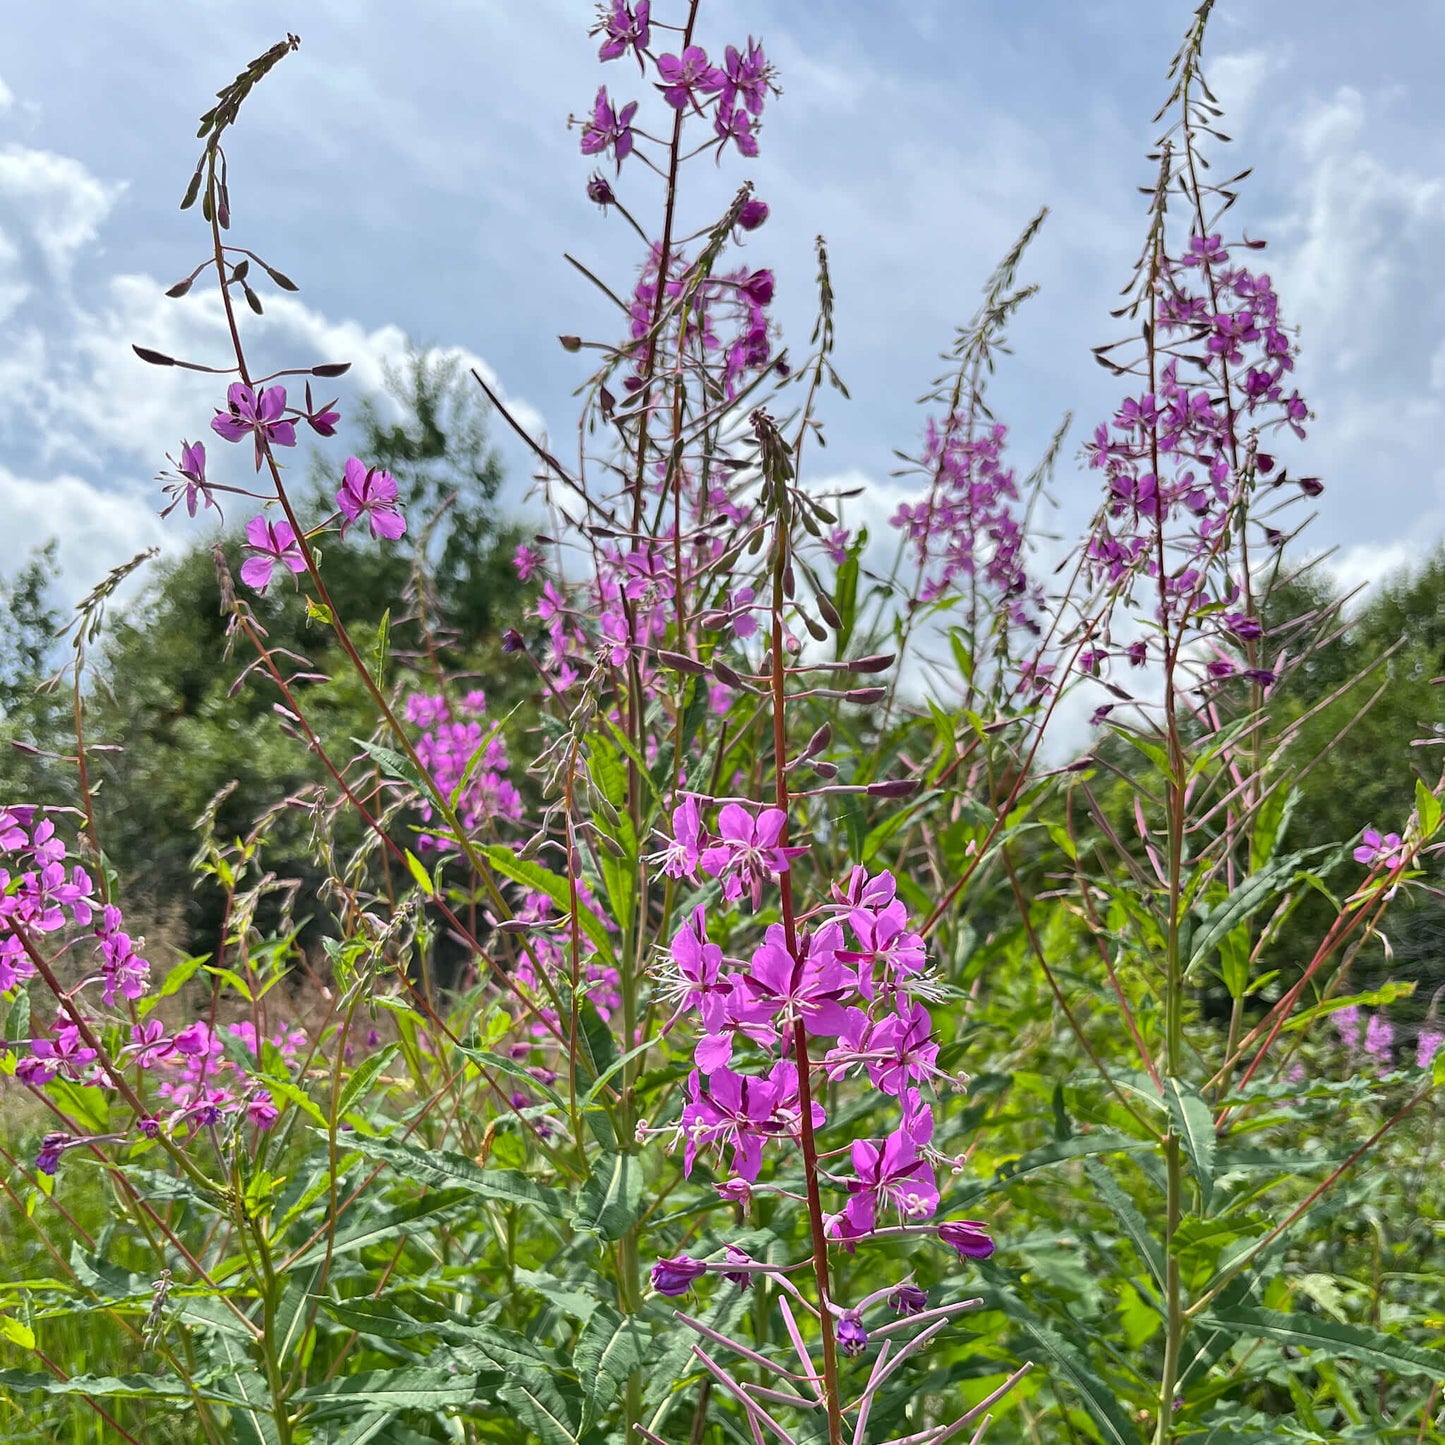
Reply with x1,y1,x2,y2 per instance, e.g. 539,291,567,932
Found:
260,1073,327,1127
1203,1306,1443,1378
0,1369,224,1402
296,1369,488,1416
287,1186,474,1268
353,737,427,793
1084,1160,1164,1291
1416,778,1442,839
980,1273,1140,1445
139,952,205,1015
455,1040,567,1111
500,1373,583,1445
952,1132,1154,1208
573,1152,642,1240
404,848,436,898
574,1304,648,1429
345,1134,568,1219
337,1043,401,1121
1187,853,1305,981
1163,1076,1216,1215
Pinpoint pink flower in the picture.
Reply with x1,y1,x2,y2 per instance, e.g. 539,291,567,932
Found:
240,516,307,592
700,803,806,908
211,383,296,470
336,457,406,540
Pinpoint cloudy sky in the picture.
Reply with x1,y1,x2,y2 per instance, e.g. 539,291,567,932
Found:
2,0,1443,614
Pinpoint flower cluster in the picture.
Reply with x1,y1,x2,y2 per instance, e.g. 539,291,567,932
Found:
891,418,1038,625
582,15,776,170
1083,233,1309,680
652,799,989,1261
624,245,781,401
407,690,523,850
1,808,290,1167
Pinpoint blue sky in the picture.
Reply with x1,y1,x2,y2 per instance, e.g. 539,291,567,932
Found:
2,0,1443,610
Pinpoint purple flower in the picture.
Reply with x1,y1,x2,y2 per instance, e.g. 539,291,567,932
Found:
597,0,649,62
1417,1028,1444,1071
650,1254,708,1297
706,39,771,117
36,1132,69,1175
713,103,758,158
742,922,854,1039
938,1220,995,1261
841,1125,940,1237
1354,827,1405,870
501,627,525,654
888,1283,929,1316
586,172,616,208
722,1244,754,1290
679,1066,782,1180
302,381,340,437
657,46,721,110
836,1310,868,1357
211,383,296,470
700,803,806,908
664,905,729,1031
653,797,704,881
1363,1013,1395,1071
240,515,307,593
737,197,769,231
168,439,214,518
581,87,639,171
337,457,406,541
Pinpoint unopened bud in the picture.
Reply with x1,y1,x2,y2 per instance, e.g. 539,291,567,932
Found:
658,649,707,675
845,687,888,705
848,653,896,674
867,778,919,799
559,335,582,353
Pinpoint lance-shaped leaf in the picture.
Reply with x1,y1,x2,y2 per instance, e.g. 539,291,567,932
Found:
1201,1307,1444,1379
575,1303,649,1428
345,1134,568,1219
573,1152,642,1240
500,1373,584,1445
1163,1076,1216,1214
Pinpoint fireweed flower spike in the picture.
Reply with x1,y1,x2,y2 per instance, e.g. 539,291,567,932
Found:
240,515,307,592
211,381,297,469
336,457,406,540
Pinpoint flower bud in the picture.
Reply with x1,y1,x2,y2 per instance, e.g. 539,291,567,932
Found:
737,198,769,231
650,1254,708,1297
938,1219,995,1260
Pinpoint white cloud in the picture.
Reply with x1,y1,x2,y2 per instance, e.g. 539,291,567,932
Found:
1320,540,1417,607
0,143,125,283
1210,48,1287,135
0,76,13,114
0,466,172,610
